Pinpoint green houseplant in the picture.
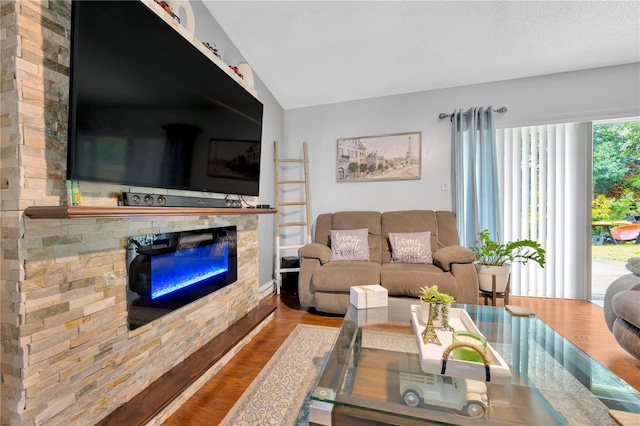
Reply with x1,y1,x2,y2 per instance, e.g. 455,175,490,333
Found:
419,285,455,331
470,229,546,293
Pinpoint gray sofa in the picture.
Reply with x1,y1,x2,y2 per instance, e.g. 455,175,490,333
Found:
297,210,479,314
604,257,640,360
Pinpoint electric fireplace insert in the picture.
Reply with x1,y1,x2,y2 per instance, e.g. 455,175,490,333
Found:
126,226,237,329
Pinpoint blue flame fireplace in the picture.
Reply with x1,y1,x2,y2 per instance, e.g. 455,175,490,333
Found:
126,226,237,329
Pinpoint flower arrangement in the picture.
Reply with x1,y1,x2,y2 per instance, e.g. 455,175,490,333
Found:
419,285,455,331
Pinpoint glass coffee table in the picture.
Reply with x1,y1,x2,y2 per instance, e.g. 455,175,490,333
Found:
310,298,640,425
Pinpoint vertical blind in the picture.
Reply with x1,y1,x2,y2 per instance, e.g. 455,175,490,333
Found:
495,123,593,299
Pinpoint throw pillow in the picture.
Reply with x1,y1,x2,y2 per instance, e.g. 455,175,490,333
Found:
389,232,433,264
330,229,370,261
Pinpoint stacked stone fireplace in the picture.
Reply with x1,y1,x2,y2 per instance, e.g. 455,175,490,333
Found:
1,2,262,425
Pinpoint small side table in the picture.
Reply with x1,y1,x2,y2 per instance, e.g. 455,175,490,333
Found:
479,275,510,306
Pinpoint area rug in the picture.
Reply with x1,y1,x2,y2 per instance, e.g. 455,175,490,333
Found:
220,324,338,426
219,324,624,426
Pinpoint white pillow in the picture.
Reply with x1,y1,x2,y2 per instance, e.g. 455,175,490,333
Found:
389,231,432,264
330,229,370,261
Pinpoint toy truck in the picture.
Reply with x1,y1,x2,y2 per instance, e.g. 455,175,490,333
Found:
399,354,488,418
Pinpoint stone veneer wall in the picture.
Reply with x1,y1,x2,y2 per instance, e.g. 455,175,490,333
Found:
1,2,260,425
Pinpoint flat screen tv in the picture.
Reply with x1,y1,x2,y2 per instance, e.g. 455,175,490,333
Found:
67,1,264,196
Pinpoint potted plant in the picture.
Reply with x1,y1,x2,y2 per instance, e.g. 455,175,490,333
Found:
419,285,455,331
470,229,546,293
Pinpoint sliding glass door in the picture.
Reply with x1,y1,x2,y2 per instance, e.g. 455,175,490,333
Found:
591,119,640,301
496,118,639,300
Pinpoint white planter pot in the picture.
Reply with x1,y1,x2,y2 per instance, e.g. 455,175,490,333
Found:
419,300,451,328
475,264,511,293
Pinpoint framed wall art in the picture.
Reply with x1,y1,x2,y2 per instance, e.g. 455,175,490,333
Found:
336,131,421,182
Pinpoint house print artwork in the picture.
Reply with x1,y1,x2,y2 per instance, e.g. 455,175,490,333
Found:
336,131,421,182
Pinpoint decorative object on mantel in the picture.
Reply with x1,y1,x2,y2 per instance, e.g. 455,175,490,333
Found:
418,285,455,334
154,0,180,23
203,42,221,59
229,65,244,79
65,180,82,206
236,62,254,88
167,0,196,34
470,229,546,293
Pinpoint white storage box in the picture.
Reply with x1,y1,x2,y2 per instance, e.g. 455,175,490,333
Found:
350,285,388,309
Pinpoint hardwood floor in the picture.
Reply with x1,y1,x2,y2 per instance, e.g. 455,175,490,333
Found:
162,289,640,425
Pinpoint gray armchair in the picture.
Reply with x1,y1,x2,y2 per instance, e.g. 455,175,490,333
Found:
604,257,640,360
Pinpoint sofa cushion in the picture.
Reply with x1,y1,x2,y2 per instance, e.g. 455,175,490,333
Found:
330,229,370,261
381,211,438,263
381,263,457,298
315,211,382,263
389,232,433,264
434,211,461,247
311,261,381,292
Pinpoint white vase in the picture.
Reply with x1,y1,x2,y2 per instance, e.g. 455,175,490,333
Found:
419,300,450,328
475,264,511,293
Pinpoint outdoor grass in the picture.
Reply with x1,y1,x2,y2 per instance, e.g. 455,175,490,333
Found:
592,243,640,262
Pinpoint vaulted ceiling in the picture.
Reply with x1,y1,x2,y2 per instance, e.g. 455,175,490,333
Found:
204,1,640,110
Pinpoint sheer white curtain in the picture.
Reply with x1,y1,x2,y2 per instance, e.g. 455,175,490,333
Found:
495,123,593,299
451,107,502,246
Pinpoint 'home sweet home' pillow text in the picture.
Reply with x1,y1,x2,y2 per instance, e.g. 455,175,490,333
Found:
389,232,432,264
330,229,370,261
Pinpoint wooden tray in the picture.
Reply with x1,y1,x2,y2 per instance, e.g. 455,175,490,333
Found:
410,305,512,384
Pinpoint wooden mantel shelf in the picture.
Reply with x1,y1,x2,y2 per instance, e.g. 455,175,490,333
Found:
24,206,276,219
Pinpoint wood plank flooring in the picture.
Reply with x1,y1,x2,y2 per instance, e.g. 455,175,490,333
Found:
162,289,640,425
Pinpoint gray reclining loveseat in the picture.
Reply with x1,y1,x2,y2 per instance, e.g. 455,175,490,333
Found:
298,210,478,314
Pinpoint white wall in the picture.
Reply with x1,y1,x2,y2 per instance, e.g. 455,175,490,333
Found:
192,2,639,289
284,64,640,226
193,1,284,289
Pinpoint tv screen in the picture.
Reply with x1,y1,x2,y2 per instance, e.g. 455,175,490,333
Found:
67,1,264,196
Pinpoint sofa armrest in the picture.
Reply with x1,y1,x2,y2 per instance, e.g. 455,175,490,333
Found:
298,243,332,265
450,263,480,304
612,289,640,329
626,257,640,276
433,246,476,272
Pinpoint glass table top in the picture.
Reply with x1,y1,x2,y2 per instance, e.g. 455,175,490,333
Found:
311,298,640,425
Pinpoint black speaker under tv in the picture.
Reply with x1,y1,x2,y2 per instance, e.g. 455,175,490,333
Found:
67,0,264,197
